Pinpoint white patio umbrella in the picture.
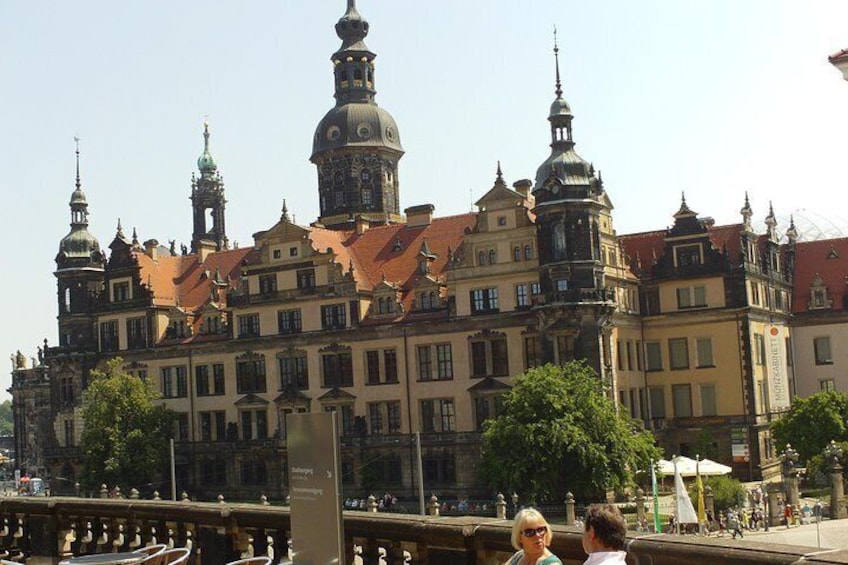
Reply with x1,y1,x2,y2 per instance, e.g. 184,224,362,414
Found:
656,456,698,477
697,457,732,476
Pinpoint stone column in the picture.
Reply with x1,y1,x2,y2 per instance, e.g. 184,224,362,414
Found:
634,489,645,527
831,463,846,519
565,492,576,526
704,485,715,517
784,474,799,507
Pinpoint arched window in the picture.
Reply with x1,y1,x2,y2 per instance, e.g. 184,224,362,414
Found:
354,68,363,81
478,251,486,266
513,246,521,262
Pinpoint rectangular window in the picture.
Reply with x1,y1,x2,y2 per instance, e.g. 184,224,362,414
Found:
491,339,509,376
470,288,499,314
113,281,130,302
525,337,543,369
672,384,693,417
649,387,666,419
435,344,453,379
368,402,383,434
677,286,707,309
616,340,624,371
321,304,347,330
421,399,455,433
175,413,189,442
423,455,456,483
384,349,398,383
645,341,663,371
557,335,575,365
636,340,643,371
126,317,147,350
279,355,309,389
162,367,173,398
751,283,761,305
668,338,689,370
322,351,353,387
471,341,487,377
752,333,765,365
196,365,210,396
212,363,225,395
474,397,491,431
696,338,714,368
277,309,302,334
237,314,261,338
236,358,267,394
325,405,354,436
100,320,119,352
515,284,530,308
814,337,833,365
366,350,381,384
626,341,634,371
700,385,717,416
675,244,702,267
821,379,836,392
64,420,75,447
417,346,433,381
258,274,277,295
297,269,316,290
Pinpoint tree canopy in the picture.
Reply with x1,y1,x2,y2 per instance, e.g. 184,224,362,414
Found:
0,400,13,436
770,391,848,463
479,362,661,503
80,358,175,491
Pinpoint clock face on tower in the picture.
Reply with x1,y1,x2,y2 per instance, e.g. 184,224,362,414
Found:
327,126,341,141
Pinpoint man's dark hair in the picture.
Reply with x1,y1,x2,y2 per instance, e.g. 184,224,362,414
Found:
584,503,627,550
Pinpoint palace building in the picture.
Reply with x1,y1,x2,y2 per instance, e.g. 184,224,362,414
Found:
10,0,840,499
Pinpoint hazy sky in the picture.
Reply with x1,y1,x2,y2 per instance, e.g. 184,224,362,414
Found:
3,1,848,396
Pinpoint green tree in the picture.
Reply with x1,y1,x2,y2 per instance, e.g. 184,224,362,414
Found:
0,400,13,436
770,391,848,463
80,358,175,491
479,362,661,503
689,475,746,513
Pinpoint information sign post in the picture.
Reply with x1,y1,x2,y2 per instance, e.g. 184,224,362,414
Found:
287,411,345,565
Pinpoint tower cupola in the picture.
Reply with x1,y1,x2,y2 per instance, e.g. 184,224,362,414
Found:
56,138,103,269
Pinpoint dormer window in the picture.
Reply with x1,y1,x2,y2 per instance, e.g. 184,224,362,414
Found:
808,274,833,310
674,244,702,267
112,280,130,302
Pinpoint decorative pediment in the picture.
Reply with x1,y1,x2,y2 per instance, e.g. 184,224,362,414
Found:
276,347,307,359
234,393,270,406
319,343,351,354
468,329,506,341
318,388,356,402
808,273,833,310
236,350,265,361
467,377,512,394
273,387,311,404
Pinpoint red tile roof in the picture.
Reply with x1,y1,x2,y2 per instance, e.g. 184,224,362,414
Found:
792,237,848,313
619,223,745,278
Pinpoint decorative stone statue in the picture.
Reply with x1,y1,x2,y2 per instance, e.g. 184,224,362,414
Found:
15,350,26,369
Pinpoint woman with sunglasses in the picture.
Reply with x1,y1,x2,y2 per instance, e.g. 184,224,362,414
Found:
506,508,563,565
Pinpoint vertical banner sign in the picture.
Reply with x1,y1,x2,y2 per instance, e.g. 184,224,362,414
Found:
287,412,344,565
767,326,790,409
731,427,750,463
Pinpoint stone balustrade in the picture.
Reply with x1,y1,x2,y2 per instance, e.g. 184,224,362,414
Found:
1,496,848,564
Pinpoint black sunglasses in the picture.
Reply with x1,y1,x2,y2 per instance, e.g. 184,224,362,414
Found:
522,526,548,538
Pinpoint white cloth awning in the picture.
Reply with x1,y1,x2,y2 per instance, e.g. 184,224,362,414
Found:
655,456,731,477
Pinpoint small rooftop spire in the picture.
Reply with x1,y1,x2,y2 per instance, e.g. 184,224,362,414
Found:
116,218,125,238
496,161,504,183
74,135,81,190
553,26,563,99
281,199,289,221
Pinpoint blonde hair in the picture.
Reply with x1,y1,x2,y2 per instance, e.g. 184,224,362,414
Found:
511,507,552,550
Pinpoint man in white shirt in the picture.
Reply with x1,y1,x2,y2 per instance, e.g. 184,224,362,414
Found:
581,504,628,565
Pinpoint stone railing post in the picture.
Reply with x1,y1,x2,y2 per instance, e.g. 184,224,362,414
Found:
152,491,161,501
831,462,846,519
367,494,378,512
100,484,109,499
495,493,507,519
428,494,440,516
129,488,139,500
565,492,576,526
260,494,270,506
634,488,645,527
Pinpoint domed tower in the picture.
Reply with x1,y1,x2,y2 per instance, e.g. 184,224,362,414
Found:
190,122,228,254
310,0,405,229
532,37,608,294
531,37,614,377
55,139,104,348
